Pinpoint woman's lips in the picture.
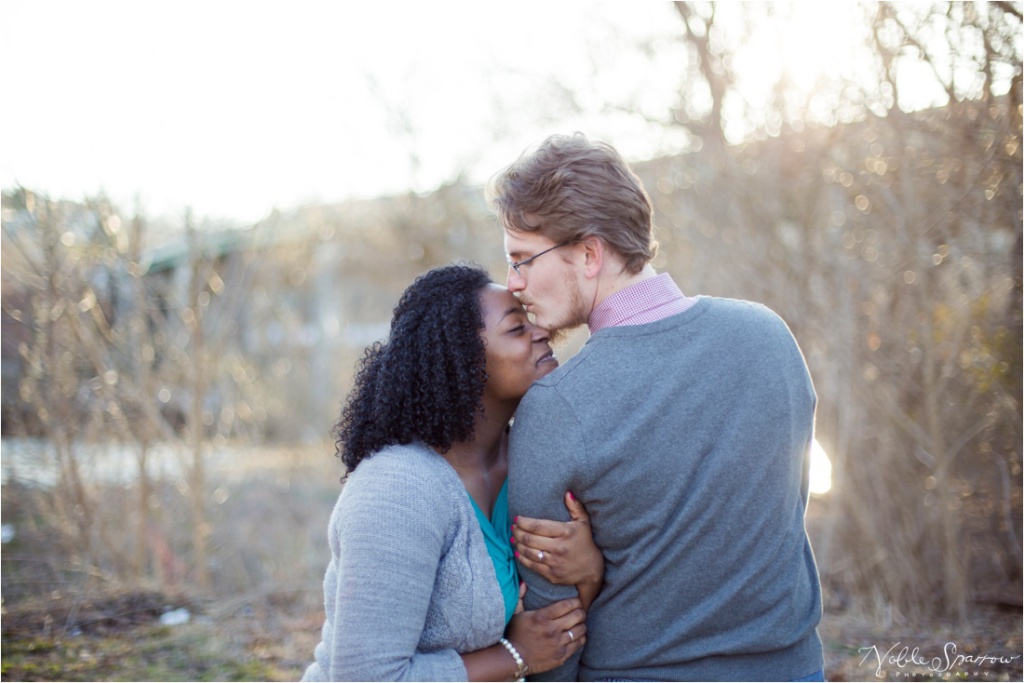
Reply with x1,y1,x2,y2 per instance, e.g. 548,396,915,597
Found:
536,350,557,367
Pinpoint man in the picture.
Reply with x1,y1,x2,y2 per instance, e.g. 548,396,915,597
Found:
489,133,824,682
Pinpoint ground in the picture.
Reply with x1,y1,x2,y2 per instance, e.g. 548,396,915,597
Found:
2,443,1021,681
819,605,1022,681
2,588,1021,681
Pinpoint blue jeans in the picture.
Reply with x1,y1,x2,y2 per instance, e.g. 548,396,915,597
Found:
594,668,826,682
595,673,825,682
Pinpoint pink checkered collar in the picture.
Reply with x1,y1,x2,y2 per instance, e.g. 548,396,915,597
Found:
587,273,698,334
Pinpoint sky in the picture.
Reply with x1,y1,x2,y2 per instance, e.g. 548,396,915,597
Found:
2,1,973,225
2,0,692,223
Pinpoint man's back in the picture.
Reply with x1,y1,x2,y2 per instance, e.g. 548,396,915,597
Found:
509,297,824,681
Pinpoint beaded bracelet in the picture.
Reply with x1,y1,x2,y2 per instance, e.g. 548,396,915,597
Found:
498,637,529,681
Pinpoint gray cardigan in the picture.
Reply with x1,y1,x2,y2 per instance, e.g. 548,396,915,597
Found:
510,296,824,682
302,442,506,682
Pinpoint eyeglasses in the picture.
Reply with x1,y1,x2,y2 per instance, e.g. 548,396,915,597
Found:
506,241,574,277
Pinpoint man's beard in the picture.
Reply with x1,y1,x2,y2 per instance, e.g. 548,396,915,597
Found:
547,323,584,348
545,272,589,346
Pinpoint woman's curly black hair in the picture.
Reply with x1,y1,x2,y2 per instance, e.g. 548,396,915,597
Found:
334,264,493,473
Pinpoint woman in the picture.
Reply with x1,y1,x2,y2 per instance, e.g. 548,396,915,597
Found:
302,264,604,681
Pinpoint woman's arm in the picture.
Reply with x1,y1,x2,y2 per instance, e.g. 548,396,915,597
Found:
459,545,590,681
461,595,587,681
324,458,470,681
512,492,604,611
462,644,524,682
322,455,590,682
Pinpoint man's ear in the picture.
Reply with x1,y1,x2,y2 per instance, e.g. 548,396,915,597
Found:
581,237,604,279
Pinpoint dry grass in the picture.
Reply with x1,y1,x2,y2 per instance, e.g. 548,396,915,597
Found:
2,442,335,681
2,443,1021,681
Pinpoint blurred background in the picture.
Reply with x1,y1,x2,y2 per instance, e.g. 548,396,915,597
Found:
2,1,1021,680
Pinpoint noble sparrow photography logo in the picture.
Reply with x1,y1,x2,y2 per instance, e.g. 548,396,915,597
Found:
859,641,1022,678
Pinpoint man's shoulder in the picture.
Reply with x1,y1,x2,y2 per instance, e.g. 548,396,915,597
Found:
704,295,780,320
698,296,797,339
523,340,605,404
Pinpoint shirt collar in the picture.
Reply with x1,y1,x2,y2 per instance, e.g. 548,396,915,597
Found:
588,273,696,334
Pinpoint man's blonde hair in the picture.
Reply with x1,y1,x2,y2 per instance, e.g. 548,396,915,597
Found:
487,133,658,274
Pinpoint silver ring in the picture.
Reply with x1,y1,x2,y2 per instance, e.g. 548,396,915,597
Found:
537,551,545,561
568,629,575,642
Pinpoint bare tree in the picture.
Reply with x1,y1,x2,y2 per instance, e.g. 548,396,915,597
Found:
1,190,267,595
654,1,1023,619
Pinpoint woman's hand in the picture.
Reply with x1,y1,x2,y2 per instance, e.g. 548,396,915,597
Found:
512,492,604,608
505,594,587,675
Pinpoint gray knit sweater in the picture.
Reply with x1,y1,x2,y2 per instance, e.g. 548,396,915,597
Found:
509,296,824,682
302,442,506,682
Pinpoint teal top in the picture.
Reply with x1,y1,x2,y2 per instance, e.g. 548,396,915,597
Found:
467,479,519,624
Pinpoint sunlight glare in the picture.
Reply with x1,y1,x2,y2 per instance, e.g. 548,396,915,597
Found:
809,438,833,495
727,1,867,137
